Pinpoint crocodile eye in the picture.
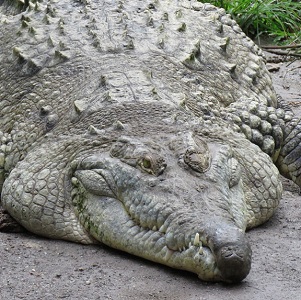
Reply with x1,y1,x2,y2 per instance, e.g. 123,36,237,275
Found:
142,157,152,169
139,155,166,176
139,155,154,173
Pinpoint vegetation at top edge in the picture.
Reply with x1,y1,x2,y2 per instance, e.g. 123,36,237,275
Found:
198,0,301,45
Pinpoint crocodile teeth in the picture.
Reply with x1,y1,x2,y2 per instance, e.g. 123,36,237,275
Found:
152,225,157,231
199,245,203,255
193,233,200,246
71,177,79,186
164,247,173,261
159,224,166,233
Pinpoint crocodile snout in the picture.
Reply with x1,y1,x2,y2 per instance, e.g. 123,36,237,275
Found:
216,243,252,283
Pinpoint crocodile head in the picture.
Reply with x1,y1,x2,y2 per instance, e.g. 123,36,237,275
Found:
2,124,282,283
70,132,254,283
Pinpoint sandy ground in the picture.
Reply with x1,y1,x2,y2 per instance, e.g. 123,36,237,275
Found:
1,54,301,300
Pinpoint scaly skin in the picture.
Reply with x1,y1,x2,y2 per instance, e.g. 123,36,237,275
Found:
0,0,298,283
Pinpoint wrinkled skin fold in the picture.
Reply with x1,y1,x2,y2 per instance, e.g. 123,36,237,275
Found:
1,0,298,283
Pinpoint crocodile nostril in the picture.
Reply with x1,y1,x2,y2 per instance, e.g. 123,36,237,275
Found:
216,243,252,283
221,246,241,258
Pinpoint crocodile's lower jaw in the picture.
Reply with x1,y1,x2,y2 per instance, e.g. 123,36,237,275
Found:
71,180,251,283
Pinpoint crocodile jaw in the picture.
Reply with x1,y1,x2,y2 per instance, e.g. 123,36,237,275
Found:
72,158,252,283
71,187,251,282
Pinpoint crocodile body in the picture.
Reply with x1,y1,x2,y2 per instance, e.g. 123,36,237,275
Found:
1,0,300,283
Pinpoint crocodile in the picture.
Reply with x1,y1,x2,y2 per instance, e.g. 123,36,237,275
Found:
0,0,300,283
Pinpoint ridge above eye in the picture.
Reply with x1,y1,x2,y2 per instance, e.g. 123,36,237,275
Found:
184,146,210,173
169,131,212,173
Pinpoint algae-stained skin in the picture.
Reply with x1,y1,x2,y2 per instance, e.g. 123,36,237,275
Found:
0,0,296,283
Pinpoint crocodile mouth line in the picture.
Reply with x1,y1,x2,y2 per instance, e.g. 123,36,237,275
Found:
161,232,208,261
126,220,209,261
70,174,212,261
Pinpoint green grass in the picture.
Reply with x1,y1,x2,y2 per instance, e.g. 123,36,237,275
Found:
198,0,301,45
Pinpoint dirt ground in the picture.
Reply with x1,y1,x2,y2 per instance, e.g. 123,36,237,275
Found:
1,54,301,300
